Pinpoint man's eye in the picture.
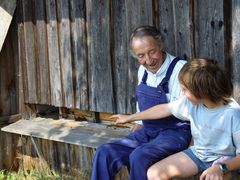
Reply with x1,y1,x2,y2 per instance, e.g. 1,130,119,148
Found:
138,55,144,59
149,50,155,55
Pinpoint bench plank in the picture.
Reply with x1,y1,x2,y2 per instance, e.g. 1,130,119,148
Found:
1,118,130,148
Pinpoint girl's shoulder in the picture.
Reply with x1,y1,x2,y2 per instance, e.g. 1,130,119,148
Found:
223,99,240,119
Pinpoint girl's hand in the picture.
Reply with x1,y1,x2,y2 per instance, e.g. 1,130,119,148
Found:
110,114,132,124
200,165,223,180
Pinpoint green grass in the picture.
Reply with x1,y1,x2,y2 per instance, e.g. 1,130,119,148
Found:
0,166,61,180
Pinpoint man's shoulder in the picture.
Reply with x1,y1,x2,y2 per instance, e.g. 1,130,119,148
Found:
167,54,187,66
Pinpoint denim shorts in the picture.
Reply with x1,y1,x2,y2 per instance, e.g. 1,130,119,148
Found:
183,148,240,177
183,148,213,173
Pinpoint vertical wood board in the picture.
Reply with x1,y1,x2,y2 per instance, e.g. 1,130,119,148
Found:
125,0,153,113
111,0,129,114
34,0,51,105
194,0,225,64
86,0,114,113
22,0,38,103
231,0,240,102
57,0,74,108
45,0,62,106
69,0,88,110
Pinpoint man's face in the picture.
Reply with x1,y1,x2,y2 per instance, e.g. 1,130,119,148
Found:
131,36,164,74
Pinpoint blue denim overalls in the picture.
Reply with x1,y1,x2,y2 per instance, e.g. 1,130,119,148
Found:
91,58,191,180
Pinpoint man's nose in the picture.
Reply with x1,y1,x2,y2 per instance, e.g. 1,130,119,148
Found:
145,54,152,64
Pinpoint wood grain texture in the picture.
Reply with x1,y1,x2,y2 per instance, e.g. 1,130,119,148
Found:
86,0,114,113
124,0,153,113
57,0,74,108
232,0,240,102
2,0,240,116
45,0,62,106
69,0,88,110
194,0,225,64
34,0,50,105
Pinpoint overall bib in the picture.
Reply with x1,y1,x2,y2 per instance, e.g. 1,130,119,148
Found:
91,58,191,180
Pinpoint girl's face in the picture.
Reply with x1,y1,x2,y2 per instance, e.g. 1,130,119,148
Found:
181,84,201,105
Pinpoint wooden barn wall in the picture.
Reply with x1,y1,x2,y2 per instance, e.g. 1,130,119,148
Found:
6,0,240,116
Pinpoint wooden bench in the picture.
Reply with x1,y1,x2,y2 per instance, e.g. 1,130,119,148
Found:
1,118,239,180
1,118,130,179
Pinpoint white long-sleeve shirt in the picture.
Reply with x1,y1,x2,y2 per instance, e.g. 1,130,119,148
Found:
136,53,186,124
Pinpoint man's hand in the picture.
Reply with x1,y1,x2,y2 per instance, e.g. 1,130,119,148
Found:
200,165,223,180
131,124,143,131
110,114,132,124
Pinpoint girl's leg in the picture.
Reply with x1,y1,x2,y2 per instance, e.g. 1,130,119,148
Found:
147,152,198,180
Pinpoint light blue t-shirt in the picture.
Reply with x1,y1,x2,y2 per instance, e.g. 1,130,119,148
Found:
168,96,240,162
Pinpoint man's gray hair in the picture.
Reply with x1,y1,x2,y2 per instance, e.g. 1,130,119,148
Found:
129,25,165,57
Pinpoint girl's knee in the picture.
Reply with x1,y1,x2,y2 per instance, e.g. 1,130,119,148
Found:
147,165,169,180
147,166,159,180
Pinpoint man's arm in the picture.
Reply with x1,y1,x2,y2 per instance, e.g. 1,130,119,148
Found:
111,103,171,124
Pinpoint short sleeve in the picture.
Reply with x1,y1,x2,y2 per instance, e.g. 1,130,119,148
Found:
233,130,240,154
168,96,190,121
232,107,240,154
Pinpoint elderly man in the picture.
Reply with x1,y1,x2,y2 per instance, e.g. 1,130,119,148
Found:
91,25,191,180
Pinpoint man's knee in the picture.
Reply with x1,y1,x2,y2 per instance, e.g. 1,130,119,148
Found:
94,143,113,159
129,149,141,164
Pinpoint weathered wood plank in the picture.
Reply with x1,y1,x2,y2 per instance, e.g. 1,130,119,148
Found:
194,0,224,64
0,22,18,116
0,114,21,125
69,0,88,110
0,0,16,52
158,0,176,55
111,1,129,114
173,0,193,59
22,0,38,103
1,118,130,148
34,0,51,105
57,0,74,108
17,0,29,107
231,0,240,103
45,0,62,106
124,0,153,113
86,0,114,113
158,0,193,59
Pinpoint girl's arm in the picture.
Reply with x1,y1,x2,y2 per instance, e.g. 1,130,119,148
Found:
111,103,171,124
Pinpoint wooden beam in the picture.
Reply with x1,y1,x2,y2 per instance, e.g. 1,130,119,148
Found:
0,0,16,52
0,114,21,125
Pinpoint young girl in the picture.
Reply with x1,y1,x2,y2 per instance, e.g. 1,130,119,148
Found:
112,58,240,180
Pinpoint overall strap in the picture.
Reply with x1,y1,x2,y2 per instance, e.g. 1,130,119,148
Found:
141,70,148,84
158,57,182,93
